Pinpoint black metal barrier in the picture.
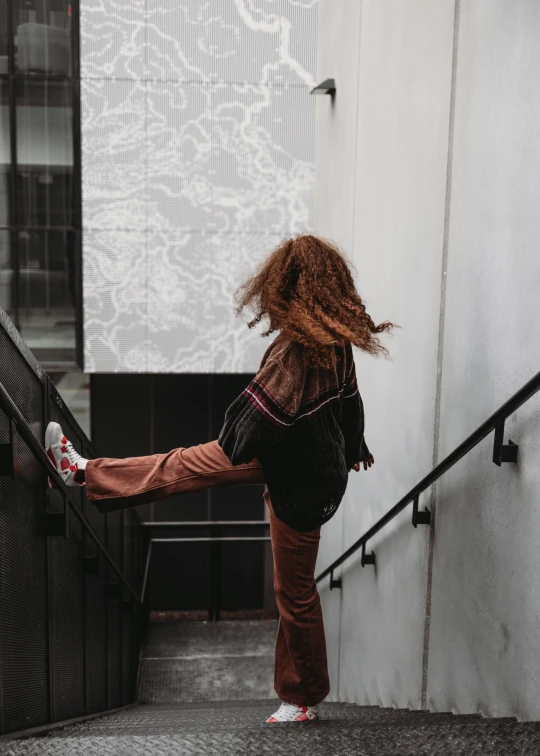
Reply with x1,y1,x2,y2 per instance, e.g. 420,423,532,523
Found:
140,521,271,621
0,307,145,736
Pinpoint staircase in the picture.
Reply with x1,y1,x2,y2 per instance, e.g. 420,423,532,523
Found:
137,619,278,703
4,697,540,754
3,620,540,755
3,307,540,754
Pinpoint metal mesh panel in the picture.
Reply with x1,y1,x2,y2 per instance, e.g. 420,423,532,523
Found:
0,324,44,435
107,598,122,709
106,511,122,567
122,513,133,586
122,604,133,704
85,554,108,714
0,315,143,733
0,409,49,733
49,515,86,721
106,506,123,705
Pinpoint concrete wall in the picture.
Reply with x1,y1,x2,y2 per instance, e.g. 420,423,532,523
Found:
428,0,540,720
315,0,540,720
312,0,364,701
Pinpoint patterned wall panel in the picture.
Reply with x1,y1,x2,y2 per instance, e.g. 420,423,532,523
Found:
81,0,318,372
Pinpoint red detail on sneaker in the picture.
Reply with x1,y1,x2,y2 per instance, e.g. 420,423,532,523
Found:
296,713,309,722
70,464,78,472
46,448,56,466
301,707,308,713
61,445,67,453
267,718,277,723
60,457,70,471
61,436,68,444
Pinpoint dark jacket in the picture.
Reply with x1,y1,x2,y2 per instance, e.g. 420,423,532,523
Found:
218,332,370,531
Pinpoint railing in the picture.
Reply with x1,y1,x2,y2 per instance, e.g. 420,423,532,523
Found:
316,369,540,586
0,382,141,602
0,306,144,737
140,521,271,621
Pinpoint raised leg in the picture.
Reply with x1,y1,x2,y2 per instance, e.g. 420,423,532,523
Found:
85,440,265,513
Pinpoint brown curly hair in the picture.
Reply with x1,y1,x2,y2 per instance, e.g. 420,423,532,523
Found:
235,235,394,366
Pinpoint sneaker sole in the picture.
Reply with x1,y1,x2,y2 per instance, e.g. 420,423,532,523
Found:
267,716,320,724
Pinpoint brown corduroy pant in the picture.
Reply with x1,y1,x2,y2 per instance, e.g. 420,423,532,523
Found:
86,440,330,706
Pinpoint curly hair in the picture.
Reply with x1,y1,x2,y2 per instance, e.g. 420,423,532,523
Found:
235,235,395,366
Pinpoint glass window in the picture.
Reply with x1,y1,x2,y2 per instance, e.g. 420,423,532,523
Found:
0,230,14,318
0,3,8,74
0,81,10,227
16,228,77,364
1,2,81,368
13,0,73,76
15,79,74,227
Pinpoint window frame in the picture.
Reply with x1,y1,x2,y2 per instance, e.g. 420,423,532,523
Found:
0,0,82,369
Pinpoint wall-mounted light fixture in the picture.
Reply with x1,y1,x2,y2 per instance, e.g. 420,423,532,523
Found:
310,78,336,95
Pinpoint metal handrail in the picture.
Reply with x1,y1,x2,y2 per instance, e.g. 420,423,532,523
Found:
0,379,141,603
316,369,540,585
141,520,269,527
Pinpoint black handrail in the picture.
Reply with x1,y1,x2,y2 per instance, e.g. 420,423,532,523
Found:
316,369,540,584
141,520,269,527
0,379,141,603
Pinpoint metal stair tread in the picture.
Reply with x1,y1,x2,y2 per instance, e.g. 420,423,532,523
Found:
3,720,540,756
2,702,538,755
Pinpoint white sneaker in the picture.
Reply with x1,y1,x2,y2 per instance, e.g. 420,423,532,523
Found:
45,422,87,488
267,701,320,723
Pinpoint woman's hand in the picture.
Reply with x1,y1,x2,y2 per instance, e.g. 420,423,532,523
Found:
353,455,374,472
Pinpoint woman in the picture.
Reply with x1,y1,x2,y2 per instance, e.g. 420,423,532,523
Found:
44,235,392,723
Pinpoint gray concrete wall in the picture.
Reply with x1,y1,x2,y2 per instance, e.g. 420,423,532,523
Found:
427,0,540,720
312,0,364,702
314,0,540,720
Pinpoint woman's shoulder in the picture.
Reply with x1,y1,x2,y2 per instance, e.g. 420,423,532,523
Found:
260,331,301,365
261,333,353,371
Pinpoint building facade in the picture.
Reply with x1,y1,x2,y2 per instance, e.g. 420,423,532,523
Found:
80,0,318,373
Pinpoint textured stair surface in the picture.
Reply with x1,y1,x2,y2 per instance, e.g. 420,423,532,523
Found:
2,701,540,755
3,620,540,754
137,620,278,703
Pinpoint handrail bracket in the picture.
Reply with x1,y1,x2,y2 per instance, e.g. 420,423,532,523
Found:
329,571,342,590
361,543,376,568
412,496,431,528
493,421,518,466
46,495,69,539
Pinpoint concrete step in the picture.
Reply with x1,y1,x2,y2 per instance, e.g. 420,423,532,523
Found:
137,620,279,703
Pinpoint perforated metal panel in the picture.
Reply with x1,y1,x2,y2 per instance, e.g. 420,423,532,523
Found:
107,599,122,710
0,309,144,735
49,515,86,721
122,603,133,704
0,327,49,733
0,412,49,732
85,557,108,714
